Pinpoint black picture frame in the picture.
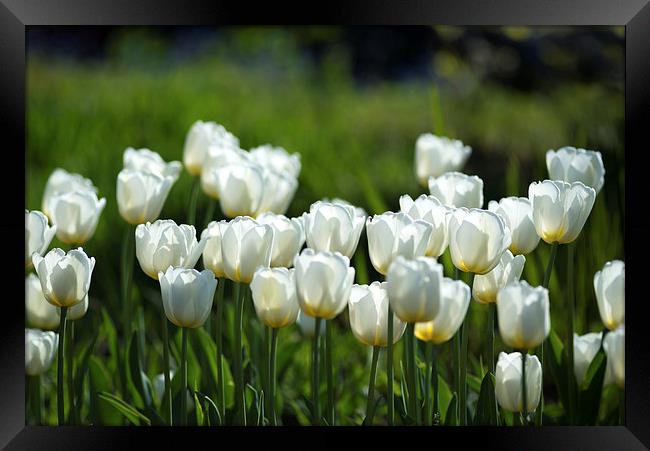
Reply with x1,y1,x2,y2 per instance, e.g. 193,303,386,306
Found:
3,1,649,448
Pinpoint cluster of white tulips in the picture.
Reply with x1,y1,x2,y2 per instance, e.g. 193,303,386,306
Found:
25,120,624,426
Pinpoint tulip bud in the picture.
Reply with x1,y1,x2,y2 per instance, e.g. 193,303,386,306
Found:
488,197,540,255
472,251,525,304
123,147,182,180
256,168,298,216
249,144,301,179
497,281,550,349
528,180,596,244
221,216,274,284
495,352,542,413
26,274,60,330
251,267,299,328
48,190,106,245
296,309,325,338
399,194,452,258
116,169,176,225
428,171,483,208
573,332,603,386
546,146,605,193
32,247,95,308
415,277,470,344
201,220,228,278
42,168,97,219
201,161,265,218
594,260,625,330
183,120,239,176
603,325,624,389
386,256,443,323
348,281,407,347
25,210,57,269
294,248,355,320
256,213,305,268
135,220,206,280
414,134,471,186
159,267,217,328
303,201,365,258
448,208,511,275
366,211,432,275
25,328,59,376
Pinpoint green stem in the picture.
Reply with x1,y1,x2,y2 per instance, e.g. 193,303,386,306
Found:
425,342,433,426
187,176,201,226
459,272,473,426
619,388,625,425
180,327,188,426
57,306,68,425
537,241,558,426
452,330,460,425
488,303,495,375
542,242,559,289
233,283,247,426
432,345,439,424
66,321,75,424
312,317,322,425
566,242,576,424
270,327,279,426
263,326,271,423
364,346,380,425
325,320,335,425
406,323,418,424
121,223,135,401
214,278,226,418
387,306,395,425
28,375,41,425
161,310,172,425
521,350,528,426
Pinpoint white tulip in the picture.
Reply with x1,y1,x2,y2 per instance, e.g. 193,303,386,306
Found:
488,197,540,255
528,180,596,244
294,248,355,320
386,256,443,323
497,281,550,349
251,267,299,328
594,260,625,330
296,309,324,338
321,198,367,219
200,146,251,199
25,329,58,376
67,294,89,321
201,161,265,217
495,352,542,413
573,332,603,386
25,210,57,269
348,281,406,347
201,220,227,278
26,274,60,330
428,171,483,208
414,134,471,186
546,146,605,193
366,211,432,275
159,267,218,328
448,208,511,275
48,190,106,245
249,144,301,178
123,147,182,180
302,201,365,258
117,169,176,225
256,213,305,268
221,216,274,284
135,220,206,280
415,277,470,344
256,168,298,216
603,325,624,389
473,251,525,304
399,194,452,257
42,168,97,219
183,120,239,176
32,247,95,308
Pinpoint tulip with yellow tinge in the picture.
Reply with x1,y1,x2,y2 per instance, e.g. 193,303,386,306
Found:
256,212,305,268
32,248,95,309
202,160,265,218
472,250,525,304
25,329,58,376
399,194,452,258
117,169,176,225
495,352,542,413
386,256,443,323
348,282,406,347
488,197,540,255
603,325,624,389
496,281,550,350
48,190,106,245
251,267,300,329
220,216,274,284
25,210,57,269
594,260,625,330
415,277,470,344
41,168,97,219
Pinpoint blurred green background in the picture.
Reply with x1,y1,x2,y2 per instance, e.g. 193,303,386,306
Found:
26,26,624,425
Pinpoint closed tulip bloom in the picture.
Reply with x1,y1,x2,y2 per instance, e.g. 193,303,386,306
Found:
201,220,228,278
321,198,367,219
414,277,470,344
256,169,298,215
528,180,596,244
296,309,324,338
546,146,605,193
366,212,432,275
428,171,483,208
302,201,365,258
26,274,59,330
42,168,97,218
594,260,625,330
123,147,182,180
202,161,265,217
32,247,95,308
294,248,355,320
159,267,218,328
399,194,452,257
135,220,206,280
495,352,542,413
221,216,274,284
256,212,305,268
603,325,624,389
348,282,407,347
448,208,512,275
414,133,471,186
573,332,603,386
386,256,443,323
183,120,239,176
25,210,57,268
473,251,525,304
251,267,299,328
488,197,540,255
117,169,176,225
48,190,106,245
200,146,251,198
249,144,301,178
67,294,89,321
497,281,550,349
25,329,59,376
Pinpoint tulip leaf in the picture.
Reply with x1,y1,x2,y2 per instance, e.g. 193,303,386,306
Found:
445,393,458,426
126,331,152,408
194,390,205,426
192,327,235,407
547,331,571,416
74,334,98,418
473,372,498,425
467,374,482,395
197,392,222,426
88,356,122,425
100,306,119,377
437,373,453,421
97,391,151,426
577,350,607,425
